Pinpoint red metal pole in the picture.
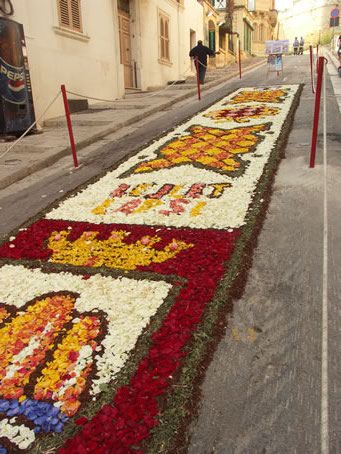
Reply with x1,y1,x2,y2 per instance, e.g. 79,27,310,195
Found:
238,39,242,79
310,56,325,168
61,84,78,168
195,58,201,101
316,44,319,74
309,45,315,94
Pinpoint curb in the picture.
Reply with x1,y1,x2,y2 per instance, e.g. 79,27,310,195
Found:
1,59,266,190
325,49,340,71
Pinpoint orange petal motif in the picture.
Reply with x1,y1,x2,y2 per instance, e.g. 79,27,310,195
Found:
34,315,102,416
0,294,75,399
122,124,269,176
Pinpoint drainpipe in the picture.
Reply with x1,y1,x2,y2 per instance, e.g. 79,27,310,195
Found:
111,0,123,96
177,1,181,81
134,0,143,89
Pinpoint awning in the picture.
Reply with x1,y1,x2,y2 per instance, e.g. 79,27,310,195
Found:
243,17,254,30
218,17,232,33
219,22,232,33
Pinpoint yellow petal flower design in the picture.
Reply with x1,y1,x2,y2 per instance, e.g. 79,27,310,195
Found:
48,230,193,270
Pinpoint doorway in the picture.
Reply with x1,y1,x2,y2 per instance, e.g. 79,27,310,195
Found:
190,29,196,72
244,22,252,54
208,20,216,52
208,20,216,68
118,2,133,88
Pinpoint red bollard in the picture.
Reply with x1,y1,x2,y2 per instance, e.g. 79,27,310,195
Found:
238,39,242,79
194,58,201,101
309,45,315,94
61,84,79,168
310,56,326,168
316,44,319,74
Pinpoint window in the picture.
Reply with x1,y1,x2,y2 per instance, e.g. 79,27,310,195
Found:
259,23,264,42
57,0,82,32
159,13,170,61
253,23,258,41
215,0,227,9
247,0,255,11
118,0,130,14
228,33,234,53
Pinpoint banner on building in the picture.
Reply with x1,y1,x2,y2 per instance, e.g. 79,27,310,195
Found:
265,40,289,54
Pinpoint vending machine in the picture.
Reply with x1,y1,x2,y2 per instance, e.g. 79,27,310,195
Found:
0,17,35,135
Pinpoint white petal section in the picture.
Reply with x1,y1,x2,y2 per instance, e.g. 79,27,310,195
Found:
0,418,36,449
0,265,172,394
46,85,300,230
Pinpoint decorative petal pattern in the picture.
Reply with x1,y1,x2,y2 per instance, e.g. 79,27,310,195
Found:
204,105,280,123
44,86,299,230
0,85,301,452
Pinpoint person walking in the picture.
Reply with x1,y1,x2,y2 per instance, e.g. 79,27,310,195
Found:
299,37,304,55
189,40,218,84
293,37,299,55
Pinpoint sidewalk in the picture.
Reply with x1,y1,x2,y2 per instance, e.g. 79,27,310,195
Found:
324,48,341,114
0,57,265,190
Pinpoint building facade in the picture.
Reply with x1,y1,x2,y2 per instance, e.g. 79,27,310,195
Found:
0,0,124,121
125,0,205,90
0,0,206,122
211,0,238,66
249,0,278,55
231,0,255,56
278,0,341,48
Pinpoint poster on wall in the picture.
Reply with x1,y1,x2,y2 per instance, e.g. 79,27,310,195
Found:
265,40,289,54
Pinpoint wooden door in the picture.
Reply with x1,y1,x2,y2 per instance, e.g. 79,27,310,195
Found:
190,30,196,72
118,10,133,88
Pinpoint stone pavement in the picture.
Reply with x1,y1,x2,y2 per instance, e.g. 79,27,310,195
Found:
0,57,264,190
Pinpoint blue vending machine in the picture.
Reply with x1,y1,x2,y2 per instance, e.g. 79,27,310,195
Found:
0,17,35,136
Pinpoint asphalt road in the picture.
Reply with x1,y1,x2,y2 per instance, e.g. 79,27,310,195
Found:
188,57,341,454
1,55,341,454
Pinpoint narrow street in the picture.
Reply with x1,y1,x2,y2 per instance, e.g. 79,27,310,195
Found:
188,55,341,453
1,54,341,453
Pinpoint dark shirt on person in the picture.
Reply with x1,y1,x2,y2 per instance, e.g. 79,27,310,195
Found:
189,44,214,66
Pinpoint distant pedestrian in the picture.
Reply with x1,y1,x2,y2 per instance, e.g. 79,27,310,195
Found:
189,40,219,84
293,37,299,55
299,37,304,55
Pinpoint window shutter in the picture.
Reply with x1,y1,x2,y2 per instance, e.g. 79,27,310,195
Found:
58,0,70,28
159,13,170,61
57,0,82,32
165,20,169,59
165,20,168,40
71,0,82,31
160,17,164,37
